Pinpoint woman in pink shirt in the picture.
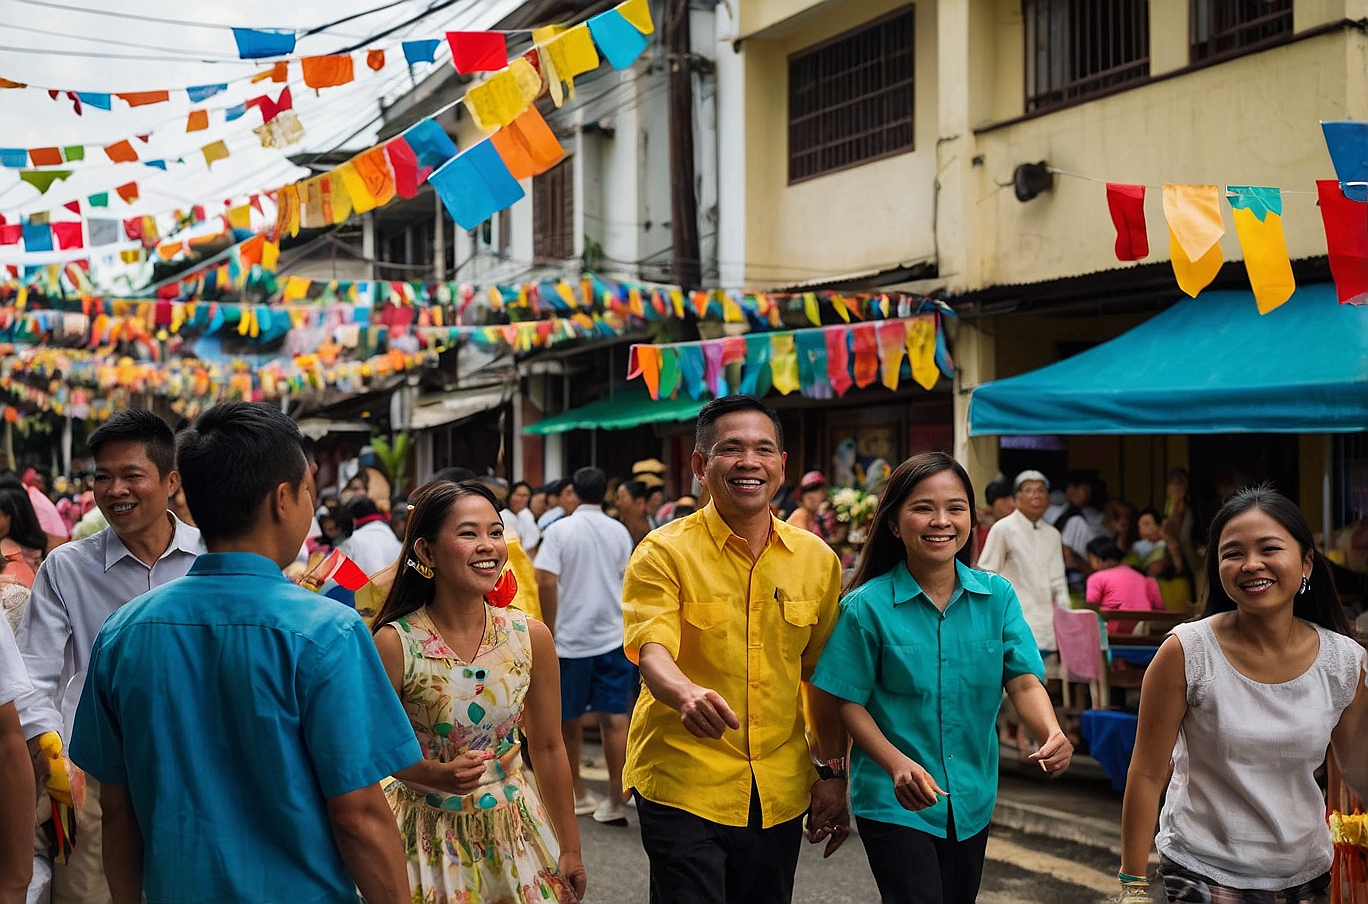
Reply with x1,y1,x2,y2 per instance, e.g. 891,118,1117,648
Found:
1086,537,1163,635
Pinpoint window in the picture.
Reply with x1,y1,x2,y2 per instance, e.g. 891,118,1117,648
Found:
787,8,915,184
1024,0,1149,113
1191,0,1293,62
533,157,575,262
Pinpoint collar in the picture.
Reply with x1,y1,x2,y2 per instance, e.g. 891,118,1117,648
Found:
1009,509,1043,530
103,513,201,572
699,501,791,552
890,559,990,607
354,513,389,528
572,504,602,515
187,551,289,580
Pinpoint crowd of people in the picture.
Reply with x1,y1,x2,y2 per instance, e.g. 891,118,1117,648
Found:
0,394,1364,904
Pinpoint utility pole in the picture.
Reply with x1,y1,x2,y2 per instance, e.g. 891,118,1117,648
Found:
665,0,701,289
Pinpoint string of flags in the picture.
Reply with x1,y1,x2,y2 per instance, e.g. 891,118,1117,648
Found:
1092,121,1368,312
626,313,957,402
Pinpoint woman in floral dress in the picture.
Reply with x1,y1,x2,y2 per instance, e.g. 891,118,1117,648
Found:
372,480,585,903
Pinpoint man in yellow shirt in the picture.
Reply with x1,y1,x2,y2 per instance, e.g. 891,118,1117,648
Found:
622,395,849,904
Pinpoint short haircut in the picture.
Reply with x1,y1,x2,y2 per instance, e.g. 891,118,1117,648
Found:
1086,536,1123,562
619,479,648,501
176,402,307,543
572,467,608,505
1137,506,1162,525
984,477,1013,506
695,395,783,453
87,409,176,478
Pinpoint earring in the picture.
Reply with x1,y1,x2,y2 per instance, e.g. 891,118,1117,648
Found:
406,558,434,580
1299,574,1310,595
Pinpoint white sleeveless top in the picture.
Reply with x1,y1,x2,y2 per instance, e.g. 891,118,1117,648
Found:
1155,618,1365,888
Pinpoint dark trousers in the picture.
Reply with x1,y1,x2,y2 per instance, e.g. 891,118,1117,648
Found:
636,784,805,904
857,809,990,904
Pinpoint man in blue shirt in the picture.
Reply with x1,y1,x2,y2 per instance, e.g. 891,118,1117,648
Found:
70,402,422,904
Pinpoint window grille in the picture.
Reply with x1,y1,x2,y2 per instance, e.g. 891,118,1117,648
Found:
1191,0,1293,62
1024,0,1149,113
787,8,916,184
533,157,575,262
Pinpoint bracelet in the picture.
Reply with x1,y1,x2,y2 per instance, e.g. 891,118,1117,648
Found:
1118,872,1147,884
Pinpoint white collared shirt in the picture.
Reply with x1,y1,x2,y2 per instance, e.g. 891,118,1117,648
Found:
976,509,1070,650
534,505,633,659
15,514,203,738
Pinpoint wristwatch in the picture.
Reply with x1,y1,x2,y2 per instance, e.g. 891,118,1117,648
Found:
814,757,847,780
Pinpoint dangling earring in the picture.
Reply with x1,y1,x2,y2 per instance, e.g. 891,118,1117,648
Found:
406,558,434,580
1299,574,1310,595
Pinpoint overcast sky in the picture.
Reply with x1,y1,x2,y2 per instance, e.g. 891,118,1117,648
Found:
0,0,482,238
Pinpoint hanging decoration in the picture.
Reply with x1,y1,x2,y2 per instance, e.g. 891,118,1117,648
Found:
1226,186,1294,314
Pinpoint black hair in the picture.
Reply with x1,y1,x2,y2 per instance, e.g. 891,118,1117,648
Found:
848,452,977,591
433,466,477,483
984,477,1013,506
1086,536,1123,563
371,480,502,631
1137,507,1163,525
695,395,783,453
176,402,308,544
0,485,47,554
510,480,533,498
619,480,648,501
572,467,608,505
87,409,176,478
1200,484,1351,635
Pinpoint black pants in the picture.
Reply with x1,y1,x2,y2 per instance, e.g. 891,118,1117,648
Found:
636,784,805,904
857,808,990,904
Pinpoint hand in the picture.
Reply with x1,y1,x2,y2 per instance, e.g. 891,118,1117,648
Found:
805,778,850,857
1029,731,1073,774
440,751,493,795
677,685,740,739
888,756,948,811
557,851,587,902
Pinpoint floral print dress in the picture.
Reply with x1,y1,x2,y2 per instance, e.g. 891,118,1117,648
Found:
384,606,574,904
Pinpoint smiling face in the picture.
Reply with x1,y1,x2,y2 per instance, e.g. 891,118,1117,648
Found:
693,411,786,522
417,494,508,598
889,470,973,572
1216,507,1312,615
1015,480,1049,522
93,438,178,541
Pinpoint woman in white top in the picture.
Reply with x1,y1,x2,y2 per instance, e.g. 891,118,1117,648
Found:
502,480,541,552
1119,486,1367,903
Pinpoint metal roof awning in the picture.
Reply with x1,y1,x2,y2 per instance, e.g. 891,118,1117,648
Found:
524,385,706,435
294,418,374,441
408,387,508,431
968,284,1368,436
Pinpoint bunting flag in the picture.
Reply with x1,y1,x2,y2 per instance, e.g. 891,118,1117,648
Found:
88,219,119,247
29,147,62,167
252,61,289,84
50,222,83,251
428,140,525,230
768,334,798,394
1162,184,1225,298
464,58,541,131
1106,183,1148,261
1320,121,1368,202
850,322,878,388
402,39,442,66
186,110,209,132
117,91,169,108
104,140,138,164
21,223,52,253
1226,186,1294,314
490,106,564,179
447,32,507,74
201,140,230,168
1316,180,1368,305
0,149,26,168
115,182,139,203
88,192,108,208
586,8,650,70
19,171,72,195
825,327,853,396
232,28,297,60
301,55,355,89
62,146,83,162
541,24,600,98
187,84,227,102
905,315,939,390
248,87,293,123
385,140,421,199
401,119,458,171
876,320,907,391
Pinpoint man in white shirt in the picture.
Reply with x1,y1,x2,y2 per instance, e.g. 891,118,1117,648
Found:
340,497,403,578
977,470,1070,653
536,478,572,531
1,624,34,902
535,467,634,827
16,409,203,904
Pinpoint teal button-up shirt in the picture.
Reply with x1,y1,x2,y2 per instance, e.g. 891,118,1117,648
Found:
812,559,1043,840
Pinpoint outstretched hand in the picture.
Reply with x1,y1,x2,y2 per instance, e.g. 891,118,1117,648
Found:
677,685,740,740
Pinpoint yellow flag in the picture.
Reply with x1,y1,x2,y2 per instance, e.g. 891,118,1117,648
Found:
1163,184,1225,298
905,315,939,391
283,275,311,301
769,334,799,394
617,0,655,34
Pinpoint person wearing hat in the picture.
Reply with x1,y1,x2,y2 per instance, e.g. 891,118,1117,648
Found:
976,471,1069,656
339,497,403,579
637,474,667,529
786,471,830,538
632,459,666,479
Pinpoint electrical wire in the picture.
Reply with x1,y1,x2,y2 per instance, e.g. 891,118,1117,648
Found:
0,21,247,59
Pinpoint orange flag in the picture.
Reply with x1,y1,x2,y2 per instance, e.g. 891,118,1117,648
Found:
104,140,138,163
186,110,209,132
252,61,288,84
28,147,63,166
366,49,386,71
302,55,356,90
490,106,565,179
1162,184,1225,298
116,182,139,203
117,91,170,107
352,147,396,207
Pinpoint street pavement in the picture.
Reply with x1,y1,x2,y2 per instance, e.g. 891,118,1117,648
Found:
571,744,1123,903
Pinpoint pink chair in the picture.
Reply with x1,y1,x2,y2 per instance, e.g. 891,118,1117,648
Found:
1053,605,1108,711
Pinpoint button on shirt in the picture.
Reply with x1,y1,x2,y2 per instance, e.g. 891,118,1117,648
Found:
535,504,633,659
15,515,202,739
622,503,842,828
69,552,421,904
976,509,1070,651
811,560,1043,840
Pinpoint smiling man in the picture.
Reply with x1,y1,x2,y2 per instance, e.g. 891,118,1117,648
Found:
16,409,202,904
621,395,849,904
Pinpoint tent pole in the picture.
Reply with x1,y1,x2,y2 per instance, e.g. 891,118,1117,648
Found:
1322,436,1333,553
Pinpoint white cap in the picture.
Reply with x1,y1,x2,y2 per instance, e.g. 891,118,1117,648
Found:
1013,470,1050,492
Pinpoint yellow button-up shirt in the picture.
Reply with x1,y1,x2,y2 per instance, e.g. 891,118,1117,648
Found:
622,502,842,828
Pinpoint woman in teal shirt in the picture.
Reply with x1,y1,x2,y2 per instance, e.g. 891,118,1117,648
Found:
812,452,1072,904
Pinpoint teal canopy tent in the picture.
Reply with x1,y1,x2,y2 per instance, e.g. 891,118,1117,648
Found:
523,384,705,435
968,285,1368,435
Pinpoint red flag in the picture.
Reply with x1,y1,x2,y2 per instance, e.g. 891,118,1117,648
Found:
1317,179,1368,305
309,548,370,591
247,87,293,123
824,326,853,397
384,139,422,199
446,31,507,74
851,322,879,388
1106,183,1148,261
0,225,20,245
51,222,83,250
63,201,80,215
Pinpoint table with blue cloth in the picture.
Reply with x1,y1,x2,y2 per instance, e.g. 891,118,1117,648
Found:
1080,709,1138,793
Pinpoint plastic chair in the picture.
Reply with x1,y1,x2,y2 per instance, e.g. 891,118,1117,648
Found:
1053,606,1108,711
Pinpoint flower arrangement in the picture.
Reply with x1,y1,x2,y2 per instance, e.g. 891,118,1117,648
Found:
830,487,878,544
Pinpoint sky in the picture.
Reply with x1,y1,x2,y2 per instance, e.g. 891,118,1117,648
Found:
0,0,504,267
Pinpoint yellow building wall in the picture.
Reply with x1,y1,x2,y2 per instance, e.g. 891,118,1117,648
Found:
968,22,1362,288
742,0,938,286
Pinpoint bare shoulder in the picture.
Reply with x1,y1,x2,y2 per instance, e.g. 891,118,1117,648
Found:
373,622,402,658
525,616,554,649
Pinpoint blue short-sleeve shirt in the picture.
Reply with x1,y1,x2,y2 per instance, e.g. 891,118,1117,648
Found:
70,552,421,904
811,559,1043,840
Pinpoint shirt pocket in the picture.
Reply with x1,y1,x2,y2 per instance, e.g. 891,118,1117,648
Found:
682,600,729,630
878,644,937,697
962,639,1004,690
680,600,733,663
